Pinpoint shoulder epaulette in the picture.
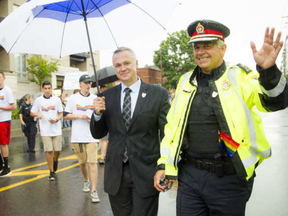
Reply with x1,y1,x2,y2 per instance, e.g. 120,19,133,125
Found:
236,63,252,74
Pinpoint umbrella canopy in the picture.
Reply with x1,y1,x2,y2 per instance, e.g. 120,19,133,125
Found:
0,0,178,92
91,66,118,87
0,0,178,57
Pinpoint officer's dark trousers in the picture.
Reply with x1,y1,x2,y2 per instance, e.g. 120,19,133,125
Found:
109,163,159,216
24,121,37,150
177,163,254,216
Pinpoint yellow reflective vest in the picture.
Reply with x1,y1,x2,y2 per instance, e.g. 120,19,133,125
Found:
158,64,287,180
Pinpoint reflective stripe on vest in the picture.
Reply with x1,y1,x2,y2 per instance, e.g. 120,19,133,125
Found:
173,73,192,116
260,74,287,97
167,156,174,165
228,68,271,168
161,147,171,157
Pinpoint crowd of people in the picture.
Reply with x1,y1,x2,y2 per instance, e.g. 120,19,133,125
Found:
0,18,288,215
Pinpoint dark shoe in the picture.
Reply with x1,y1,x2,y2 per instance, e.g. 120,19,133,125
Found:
30,149,36,153
48,171,55,181
53,160,58,172
26,149,30,153
0,167,11,177
99,159,105,164
0,165,3,173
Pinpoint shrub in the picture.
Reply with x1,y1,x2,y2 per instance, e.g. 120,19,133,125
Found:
12,107,19,120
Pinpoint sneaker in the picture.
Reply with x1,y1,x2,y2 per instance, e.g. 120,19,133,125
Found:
0,165,3,173
0,167,12,177
91,191,100,203
83,180,90,192
53,160,58,172
48,171,55,181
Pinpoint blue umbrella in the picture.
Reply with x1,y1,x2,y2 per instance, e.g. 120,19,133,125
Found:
0,0,179,92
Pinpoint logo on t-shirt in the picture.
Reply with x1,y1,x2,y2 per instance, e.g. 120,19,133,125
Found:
0,96,4,100
41,106,56,112
76,104,94,111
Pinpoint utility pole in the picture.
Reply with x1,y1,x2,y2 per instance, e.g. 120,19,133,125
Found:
160,48,163,86
282,36,287,77
281,16,288,77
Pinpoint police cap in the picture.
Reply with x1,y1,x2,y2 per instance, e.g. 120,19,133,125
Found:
187,19,230,44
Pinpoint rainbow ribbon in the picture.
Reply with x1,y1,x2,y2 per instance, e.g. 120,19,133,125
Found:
218,132,240,157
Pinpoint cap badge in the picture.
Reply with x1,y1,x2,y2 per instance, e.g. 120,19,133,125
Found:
196,23,205,34
222,80,231,90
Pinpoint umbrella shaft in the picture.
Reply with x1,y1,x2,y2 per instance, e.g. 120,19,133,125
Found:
83,14,100,93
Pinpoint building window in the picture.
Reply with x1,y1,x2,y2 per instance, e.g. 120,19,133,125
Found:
15,54,27,80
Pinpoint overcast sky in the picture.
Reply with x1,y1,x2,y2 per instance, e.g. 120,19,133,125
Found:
100,0,288,71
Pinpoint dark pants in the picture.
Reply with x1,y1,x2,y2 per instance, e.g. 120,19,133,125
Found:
62,119,70,128
109,163,159,216
177,163,254,216
24,121,37,150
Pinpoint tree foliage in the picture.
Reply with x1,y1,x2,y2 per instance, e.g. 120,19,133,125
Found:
26,55,59,89
153,30,197,89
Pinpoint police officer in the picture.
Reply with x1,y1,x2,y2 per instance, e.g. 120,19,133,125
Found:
154,19,288,216
19,94,37,153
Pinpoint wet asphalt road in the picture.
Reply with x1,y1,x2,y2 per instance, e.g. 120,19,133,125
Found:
1,109,288,216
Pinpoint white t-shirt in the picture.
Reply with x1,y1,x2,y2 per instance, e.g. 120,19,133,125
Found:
65,92,98,143
31,95,63,136
0,85,15,122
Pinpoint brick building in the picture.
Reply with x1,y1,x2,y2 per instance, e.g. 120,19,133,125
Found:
137,67,166,86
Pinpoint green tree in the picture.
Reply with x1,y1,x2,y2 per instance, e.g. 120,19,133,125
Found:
26,55,59,89
153,30,197,89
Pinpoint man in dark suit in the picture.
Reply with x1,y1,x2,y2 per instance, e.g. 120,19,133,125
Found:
90,47,170,216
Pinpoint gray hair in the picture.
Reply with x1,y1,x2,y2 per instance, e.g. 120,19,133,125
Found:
216,40,224,48
112,47,137,62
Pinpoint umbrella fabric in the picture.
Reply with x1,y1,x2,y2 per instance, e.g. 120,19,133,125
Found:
91,66,118,86
0,0,178,57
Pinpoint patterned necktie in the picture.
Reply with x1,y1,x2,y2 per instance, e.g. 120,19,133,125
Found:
123,88,132,130
122,88,132,163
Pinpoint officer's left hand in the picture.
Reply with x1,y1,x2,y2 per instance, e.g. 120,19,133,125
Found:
250,27,283,69
154,170,166,192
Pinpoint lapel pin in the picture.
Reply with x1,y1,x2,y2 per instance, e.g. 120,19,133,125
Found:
142,93,147,98
212,91,218,98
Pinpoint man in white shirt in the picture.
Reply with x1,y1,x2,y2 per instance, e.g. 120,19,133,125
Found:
31,81,63,181
0,72,15,177
64,74,100,203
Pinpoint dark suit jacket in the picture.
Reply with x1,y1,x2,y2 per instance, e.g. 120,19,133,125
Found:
90,81,170,197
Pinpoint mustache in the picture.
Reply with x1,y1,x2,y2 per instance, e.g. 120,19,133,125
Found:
196,54,209,59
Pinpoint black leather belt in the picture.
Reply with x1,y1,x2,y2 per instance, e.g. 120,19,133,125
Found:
186,157,235,177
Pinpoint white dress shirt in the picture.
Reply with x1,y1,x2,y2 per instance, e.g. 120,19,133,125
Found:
94,78,141,121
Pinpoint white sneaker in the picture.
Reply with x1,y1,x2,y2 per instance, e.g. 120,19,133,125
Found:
91,191,100,203
83,180,90,192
